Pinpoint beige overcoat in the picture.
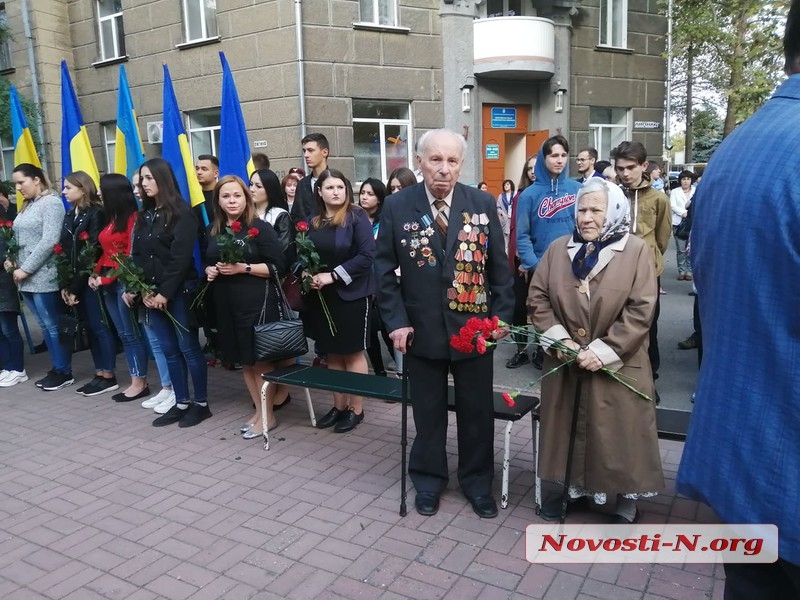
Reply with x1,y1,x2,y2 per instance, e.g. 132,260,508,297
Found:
528,233,664,496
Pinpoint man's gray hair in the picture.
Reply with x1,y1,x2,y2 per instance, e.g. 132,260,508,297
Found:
416,129,467,159
576,177,609,205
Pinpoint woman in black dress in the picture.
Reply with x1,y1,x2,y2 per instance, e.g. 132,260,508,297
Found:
300,169,376,433
204,175,288,438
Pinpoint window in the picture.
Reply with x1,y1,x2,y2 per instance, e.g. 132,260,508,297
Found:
359,0,397,27
187,109,221,159
96,0,126,61
353,101,412,184
1,135,14,181
599,0,627,48
589,107,629,161
486,0,522,18
0,4,12,71
183,0,218,42
102,123,116,172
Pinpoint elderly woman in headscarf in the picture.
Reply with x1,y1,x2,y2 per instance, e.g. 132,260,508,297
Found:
528,177,664,524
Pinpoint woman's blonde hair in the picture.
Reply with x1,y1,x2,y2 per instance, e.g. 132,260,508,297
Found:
210,175,258,235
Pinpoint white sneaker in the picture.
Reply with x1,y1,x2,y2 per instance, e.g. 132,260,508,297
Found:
0,370,29,387
141,388,170,408
0,370,10,383
153,391,177,414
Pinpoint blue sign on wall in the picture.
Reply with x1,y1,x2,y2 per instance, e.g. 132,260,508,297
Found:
491,107,517,129
485,144,500,160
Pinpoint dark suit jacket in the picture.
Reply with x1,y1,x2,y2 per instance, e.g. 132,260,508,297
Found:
289,175,316,223
376,182,514,361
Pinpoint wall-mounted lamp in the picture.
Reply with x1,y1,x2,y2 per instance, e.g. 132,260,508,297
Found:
553,82,567,113
461,82,474,113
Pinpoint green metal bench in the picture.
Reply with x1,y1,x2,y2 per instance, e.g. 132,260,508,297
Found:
259,364,540,516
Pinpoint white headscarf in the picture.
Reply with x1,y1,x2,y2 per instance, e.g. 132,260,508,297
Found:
575,179,631,243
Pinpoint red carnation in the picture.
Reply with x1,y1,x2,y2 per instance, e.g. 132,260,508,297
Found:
476,336,487,354
450,334,474,354
296,221,309,232
53,243,64,255
248,227,259,238
2,221,12,228
501,392,517,407
230,221,242,233
79,231,90,241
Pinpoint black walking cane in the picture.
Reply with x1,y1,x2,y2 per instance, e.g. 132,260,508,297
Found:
559,370,584,524
398,332,413,517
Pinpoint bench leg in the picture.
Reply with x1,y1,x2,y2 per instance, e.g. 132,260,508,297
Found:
501,420,513,509
260,381,271,451
304,387,316,427
533,414,541,514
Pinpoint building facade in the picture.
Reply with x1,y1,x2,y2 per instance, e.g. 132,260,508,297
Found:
1,0,666,194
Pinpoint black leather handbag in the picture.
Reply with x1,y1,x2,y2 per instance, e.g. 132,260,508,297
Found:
253,272,308,362
57,311,90,352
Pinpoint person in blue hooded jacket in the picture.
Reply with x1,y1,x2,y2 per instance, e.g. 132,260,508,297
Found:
516,135,581,275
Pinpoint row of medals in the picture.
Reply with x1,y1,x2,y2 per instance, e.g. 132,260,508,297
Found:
448,223,488,313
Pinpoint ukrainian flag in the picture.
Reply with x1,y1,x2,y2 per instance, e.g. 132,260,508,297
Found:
161,64,207,225
114,65,146,180
218,52,255,181
60,61,100,190
9,85,41,210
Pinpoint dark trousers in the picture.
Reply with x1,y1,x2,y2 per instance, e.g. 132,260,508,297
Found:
511,269,531,351
724,559,800,600
693,295,703,368
649,276,661,379
406,353,495,497
365,300,394,375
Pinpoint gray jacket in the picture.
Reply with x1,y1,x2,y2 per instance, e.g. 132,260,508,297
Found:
13,191,65,293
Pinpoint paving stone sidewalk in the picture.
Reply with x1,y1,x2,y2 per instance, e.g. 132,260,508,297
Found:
0,350,725,599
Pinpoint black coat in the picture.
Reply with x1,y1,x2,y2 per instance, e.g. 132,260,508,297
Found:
60,205,106,296
131,203,200,300
376,182,515,360
203,219,288,276
289,175,317,223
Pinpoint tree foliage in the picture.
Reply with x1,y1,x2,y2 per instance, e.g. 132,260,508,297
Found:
0,24,41,152
670,0,788,136
691,104,723,162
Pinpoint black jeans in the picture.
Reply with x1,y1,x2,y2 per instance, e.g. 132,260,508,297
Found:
649,276,661,379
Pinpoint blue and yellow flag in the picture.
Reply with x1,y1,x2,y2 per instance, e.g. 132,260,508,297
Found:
114,65,146,180
60,60,100,192
218,52,255,181
9,85,41,210
161,64,207,224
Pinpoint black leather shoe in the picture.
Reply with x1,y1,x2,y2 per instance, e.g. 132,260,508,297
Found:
334,409,364,433
532,348,544,370
505,352,529,369
467,495,498,518
414,492,440,516
316,407,345,429
539,496,579,522
273,395,291,411
611,509,640,524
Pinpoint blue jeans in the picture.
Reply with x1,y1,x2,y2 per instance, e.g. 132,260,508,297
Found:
145,292,206,404
21,291,71,374
78,287,117,373
101,282,148,378
143,322,171,387
0,312,24,372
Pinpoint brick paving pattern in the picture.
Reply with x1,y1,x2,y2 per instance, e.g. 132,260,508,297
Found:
0,351,725,599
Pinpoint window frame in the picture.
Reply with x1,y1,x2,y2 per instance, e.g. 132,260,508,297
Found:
186,109,221,160
357,0,398,28
102,123,116,173
182,0,219,43
589,107,631,161
486,0,523,18
352,100,413,184
598,0,628,49
95,0,126,62
1,134,14,181
0,3,13,72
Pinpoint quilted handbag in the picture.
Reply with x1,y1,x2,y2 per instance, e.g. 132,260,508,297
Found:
253,272,308,362
57,310,90,352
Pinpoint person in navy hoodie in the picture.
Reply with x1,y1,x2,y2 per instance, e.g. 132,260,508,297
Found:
516,135,580,360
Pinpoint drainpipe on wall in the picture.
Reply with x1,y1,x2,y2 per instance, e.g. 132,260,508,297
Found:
294,0,307,142
664,0,673,165
20,0,48,174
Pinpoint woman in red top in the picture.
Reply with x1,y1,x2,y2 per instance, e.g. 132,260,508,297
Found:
88,174,154,402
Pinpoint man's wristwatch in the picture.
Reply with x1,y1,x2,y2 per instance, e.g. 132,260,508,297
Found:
245,264,252,273
331,270,339,282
